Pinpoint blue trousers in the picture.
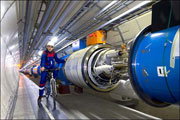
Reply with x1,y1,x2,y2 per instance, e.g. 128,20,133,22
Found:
39,68,58,97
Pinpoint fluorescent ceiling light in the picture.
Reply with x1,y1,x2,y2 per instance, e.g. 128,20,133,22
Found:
95,1,118,17
51,36,58,43
56,39,79,53
95,1,151,31
55,37,68,47
33,56,37,60
38,50,43,56
14,33,18,38
9,44,18,51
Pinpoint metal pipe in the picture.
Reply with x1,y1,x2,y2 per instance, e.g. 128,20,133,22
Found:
95,1,118,18
64,1,129,42
23,1,44,63
57,1,99,36
116,27,125,43
69,1,151,44
53,1,127,52
20,1,25,60
27,1,44,50
34,1,66,50
94,1,152,31
56,39,78,53
57,1,94,34
50,1,78,33
96,0,130,20
44,1,66,33
25,1,55,63
106,50,120,58
29,1,56,53
94,65,113,75
22,1,32,58
65,1,123,40
33,1,78,55
23,2,56,66
34,1,97,56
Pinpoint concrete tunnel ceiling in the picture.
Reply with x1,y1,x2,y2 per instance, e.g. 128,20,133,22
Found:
10,0,156,69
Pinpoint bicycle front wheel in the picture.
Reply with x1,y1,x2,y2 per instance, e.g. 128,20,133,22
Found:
51,80,56,109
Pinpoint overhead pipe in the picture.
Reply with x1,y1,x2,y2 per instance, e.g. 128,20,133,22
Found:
25,1,56,64
68,1,131,40
33,1,78,55
97,1,131,20
27,1,43,50
50,1,78,33
22,1,32,59
51,1,98,50
24,2,56,67
95,1,118,18
56,1,97,35
94,1,152,31
20,0,25,60
67,0,118,39
71,1,152,43
35,1,98,55
53,1,135,53
33,1,66,50
31,0,136,59
26,1,92,60
29,1,56,54
44,1,66,33
23,1,44,64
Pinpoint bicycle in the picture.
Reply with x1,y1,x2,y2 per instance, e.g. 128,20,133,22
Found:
44,68,59,109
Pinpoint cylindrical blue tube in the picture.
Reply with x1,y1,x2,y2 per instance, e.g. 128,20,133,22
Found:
129,25,179,107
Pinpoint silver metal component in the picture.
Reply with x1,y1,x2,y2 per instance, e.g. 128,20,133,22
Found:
64,46,91,88
106,50,120,58
110,79,139,100
64,44,129,92
94,65,113,75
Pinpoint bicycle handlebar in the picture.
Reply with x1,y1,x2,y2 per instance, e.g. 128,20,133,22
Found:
44,68,60,72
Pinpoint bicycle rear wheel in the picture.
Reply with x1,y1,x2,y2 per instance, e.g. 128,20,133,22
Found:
45,87,50,100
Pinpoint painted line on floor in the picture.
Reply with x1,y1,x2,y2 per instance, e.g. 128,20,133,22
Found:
41,102,55,120
118,104,161,119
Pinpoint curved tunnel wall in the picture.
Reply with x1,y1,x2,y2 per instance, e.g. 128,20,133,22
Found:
1,1,20,119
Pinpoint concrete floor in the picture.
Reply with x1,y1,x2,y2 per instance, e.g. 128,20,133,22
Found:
13,74,68,119
12,74,159,119
56,93,159,119
83,87,180,119
135,101,179,119
26,74,179,119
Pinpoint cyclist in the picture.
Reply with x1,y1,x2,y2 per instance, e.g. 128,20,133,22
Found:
38,41,65,102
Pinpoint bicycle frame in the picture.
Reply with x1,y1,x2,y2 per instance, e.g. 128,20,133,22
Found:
49,72,57,97
44,68,59,109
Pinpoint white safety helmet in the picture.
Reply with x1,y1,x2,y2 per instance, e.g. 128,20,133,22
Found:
47,41,55,47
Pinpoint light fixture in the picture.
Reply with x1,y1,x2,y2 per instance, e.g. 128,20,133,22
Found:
94,1,151,31
33,56,37,60
38,50,43,56
56,39,79,53
51,36,58,43
55,37,68,47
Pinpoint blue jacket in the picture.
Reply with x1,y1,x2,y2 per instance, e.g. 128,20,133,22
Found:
40,50,65,69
